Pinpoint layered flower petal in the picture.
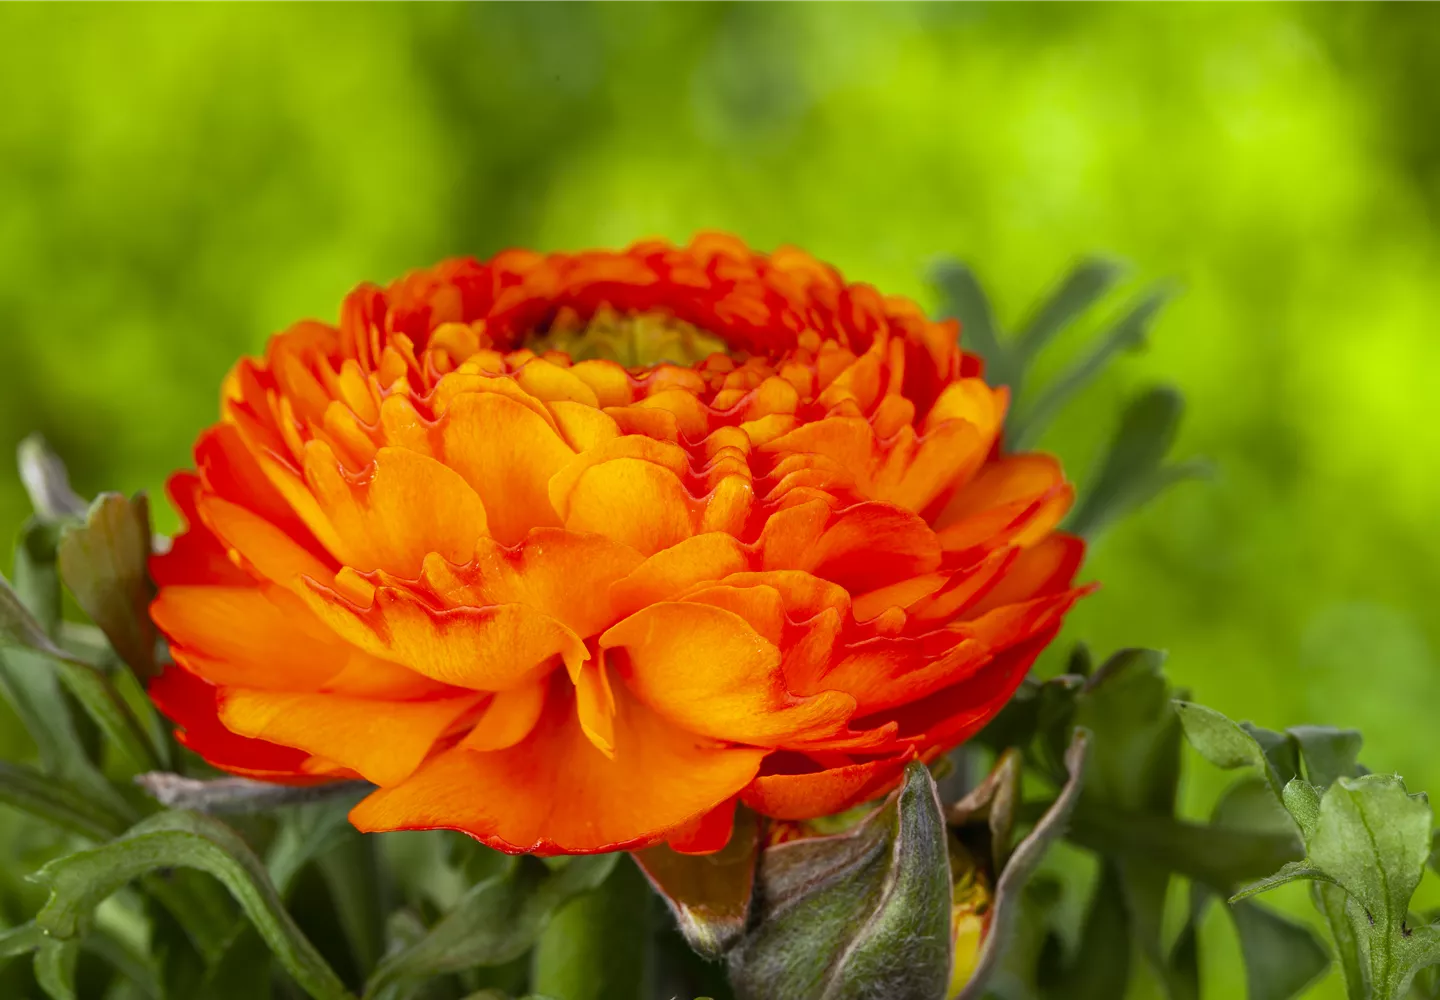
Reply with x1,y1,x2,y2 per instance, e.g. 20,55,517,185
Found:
149,234,1090,854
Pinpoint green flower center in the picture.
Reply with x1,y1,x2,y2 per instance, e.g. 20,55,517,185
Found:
527,307,731,369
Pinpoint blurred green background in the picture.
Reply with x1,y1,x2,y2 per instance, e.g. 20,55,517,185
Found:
2,3,1439,997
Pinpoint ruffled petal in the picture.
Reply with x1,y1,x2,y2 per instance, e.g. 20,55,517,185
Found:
349,678,765,854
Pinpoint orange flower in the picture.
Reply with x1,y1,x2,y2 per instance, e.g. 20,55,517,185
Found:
148,234,1089,855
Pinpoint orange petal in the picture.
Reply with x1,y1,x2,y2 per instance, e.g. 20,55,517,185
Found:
602,602,855,746
440,390,573,545
864,627,1060,756
218,689,482,786
303,444,488,575
197,494,337,590
758,500,941,592
152,474,253,587
417,529,643,639
667,797,739,855
609,533,751,618
461,681,548,752
557,457,698,556
301,583,583,692
964,534,1085,618
740,752,914,821
148,666,321,784
349,679,765,854
153,585,346,690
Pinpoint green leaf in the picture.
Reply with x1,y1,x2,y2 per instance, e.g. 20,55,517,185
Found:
0,551,73,661
0,522,134,817
1175,701,1291,796
633,804,759,959
17,435,88,522
1282,779,1322,841
1015,257,1125,365
267,795,370,899
1078,650,1179,814
1010,286,1171,448
363,854,618,998
931,260,1005,381
34,936,79,1000
946,747,1022,872
32,810,353,1000
1065,805,1301,893
729,761,952,1000
317,832,386,979
1065,861,1132,1000
1230,900,1330,1000
1230,861,1335,902
1288,726,1363,788
0,921,45,960
1065,386,1207,539
58,492,159,681
1312,882,1365,1000
82,927,163,1000
958,730,1090,1000
530,860,649,1000
0,760,126,840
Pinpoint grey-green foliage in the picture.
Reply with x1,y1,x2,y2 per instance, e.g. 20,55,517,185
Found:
930,260,1202,540
727,762,953,1000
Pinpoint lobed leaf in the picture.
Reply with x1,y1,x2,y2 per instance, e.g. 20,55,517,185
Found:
34,936,79,1000
32,810,353,1000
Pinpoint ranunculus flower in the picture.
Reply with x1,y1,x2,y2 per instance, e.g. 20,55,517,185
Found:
148,233,1089,854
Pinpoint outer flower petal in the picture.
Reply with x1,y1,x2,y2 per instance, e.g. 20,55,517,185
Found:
349,677,765,854
218,688,483,786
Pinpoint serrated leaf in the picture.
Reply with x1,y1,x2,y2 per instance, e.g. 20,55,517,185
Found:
32,810,353,1000
958,730,1089,1000
1065,386,1206,539
58,492,159,681
1230,861,1334,902
729,762,952,1000
1010,286,1171,449
17,435,88,522
363,853,617,998
530,860,649,1000
633,805,758,959
1230,900,1330,1000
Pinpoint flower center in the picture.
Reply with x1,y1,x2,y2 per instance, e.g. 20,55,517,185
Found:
525,306,732,369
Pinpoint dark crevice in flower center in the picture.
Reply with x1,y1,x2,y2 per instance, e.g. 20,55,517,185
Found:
524,306,732,368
